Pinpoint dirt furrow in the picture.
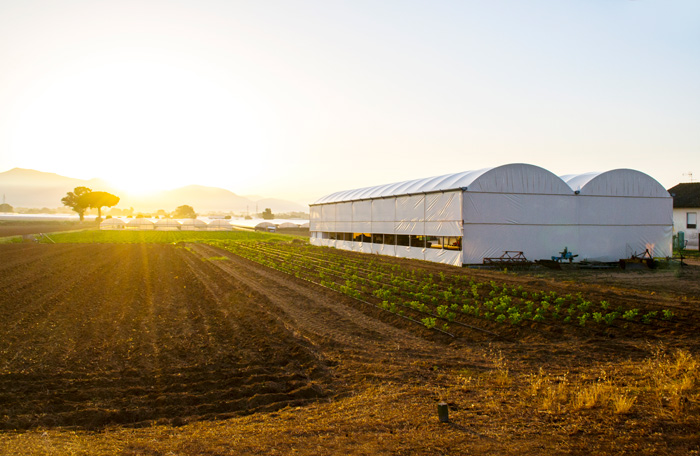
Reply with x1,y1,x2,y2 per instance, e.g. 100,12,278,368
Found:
0,244,335,429
183,243,464,376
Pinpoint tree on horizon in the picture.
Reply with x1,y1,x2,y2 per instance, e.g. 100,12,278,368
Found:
173,205,196,219
61,187,119,222
83,191,120,221
61,186,92,221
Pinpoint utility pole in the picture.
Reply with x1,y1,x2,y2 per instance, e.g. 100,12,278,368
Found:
683,172,694,183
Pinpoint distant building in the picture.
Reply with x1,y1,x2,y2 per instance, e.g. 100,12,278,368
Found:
668,182,700,250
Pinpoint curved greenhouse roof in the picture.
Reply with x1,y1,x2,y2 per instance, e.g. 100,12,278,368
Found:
180,218,207,227
255,222,275,229
313,163,572,204
208,219,232,226
561,169,669,197
126,218,155,226
155,218,182,226
100,218,125,228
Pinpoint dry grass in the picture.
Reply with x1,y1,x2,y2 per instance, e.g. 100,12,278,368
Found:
642,346,698,418
612,392,637,414
519,348,698,419
571,375,610,410
1,348,698,455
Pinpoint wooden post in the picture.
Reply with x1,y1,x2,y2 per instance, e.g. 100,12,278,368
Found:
437,402,449,423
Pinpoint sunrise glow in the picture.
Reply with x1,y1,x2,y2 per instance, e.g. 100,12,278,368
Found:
1,1,698,203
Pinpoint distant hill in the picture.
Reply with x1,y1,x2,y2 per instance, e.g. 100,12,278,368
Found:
0,168,307,214
130,185,306,213
0,168,112,209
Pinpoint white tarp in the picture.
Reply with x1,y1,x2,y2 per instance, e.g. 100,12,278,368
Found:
371,198,396,233
333,202,351,221
395,195,425,234
309,206,322,231
567,169,673,261
462,225,580,264
371,198,395,222
396,195,424,221
426,192,461,221
425,248,462,267
352,200,372,222
425,191,462,236
336,221,352,232
463,193,575,225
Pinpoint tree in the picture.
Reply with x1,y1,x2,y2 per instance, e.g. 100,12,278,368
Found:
173,205,196,219
261,208,274,220
61,186,92,221
0,203,13,213
82,191,120,221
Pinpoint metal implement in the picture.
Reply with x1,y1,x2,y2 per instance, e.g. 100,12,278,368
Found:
551,247,578,263
619,249,655,269
483,251,529,266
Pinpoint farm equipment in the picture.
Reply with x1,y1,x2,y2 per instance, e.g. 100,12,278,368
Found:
551,247,578,263
619,249,655,270
483,251,530,267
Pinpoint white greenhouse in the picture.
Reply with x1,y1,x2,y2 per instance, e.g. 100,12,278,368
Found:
180,218,208,231
207,219,233,231
155,219,182,231
126,218,155,230
255,222,275,231
100,218,125,230
309,164,672,266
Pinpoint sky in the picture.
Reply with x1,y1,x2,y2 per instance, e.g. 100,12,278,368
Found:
0,0,698,205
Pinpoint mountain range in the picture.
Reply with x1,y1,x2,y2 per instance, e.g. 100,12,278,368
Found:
0,168,308,214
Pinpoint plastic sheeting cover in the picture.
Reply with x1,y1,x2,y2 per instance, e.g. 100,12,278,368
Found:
312,163,569,204
562,169,670,197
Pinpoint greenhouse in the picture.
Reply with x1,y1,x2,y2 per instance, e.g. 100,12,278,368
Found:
180,218,208,231
154,219,182,231
99,218,125,230
207,219,233,231
126,218,155,230
309,164,672,266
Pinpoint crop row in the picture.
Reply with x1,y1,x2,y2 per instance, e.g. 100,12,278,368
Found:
204,240,675,334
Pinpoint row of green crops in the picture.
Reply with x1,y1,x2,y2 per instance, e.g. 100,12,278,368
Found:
205,240,676,333
40,230,678,334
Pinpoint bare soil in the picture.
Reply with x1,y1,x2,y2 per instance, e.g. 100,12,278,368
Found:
0,242,698,455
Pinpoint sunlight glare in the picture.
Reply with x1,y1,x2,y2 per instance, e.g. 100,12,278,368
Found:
12,56,270,194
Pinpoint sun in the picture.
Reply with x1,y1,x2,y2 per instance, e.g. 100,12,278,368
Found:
11,54,271,198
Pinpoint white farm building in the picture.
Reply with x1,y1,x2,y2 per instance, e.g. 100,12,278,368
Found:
309,164,672,266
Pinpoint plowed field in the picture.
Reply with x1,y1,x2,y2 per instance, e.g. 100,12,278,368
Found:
1,241,699,455
0,243,337,429
0,243,451,431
